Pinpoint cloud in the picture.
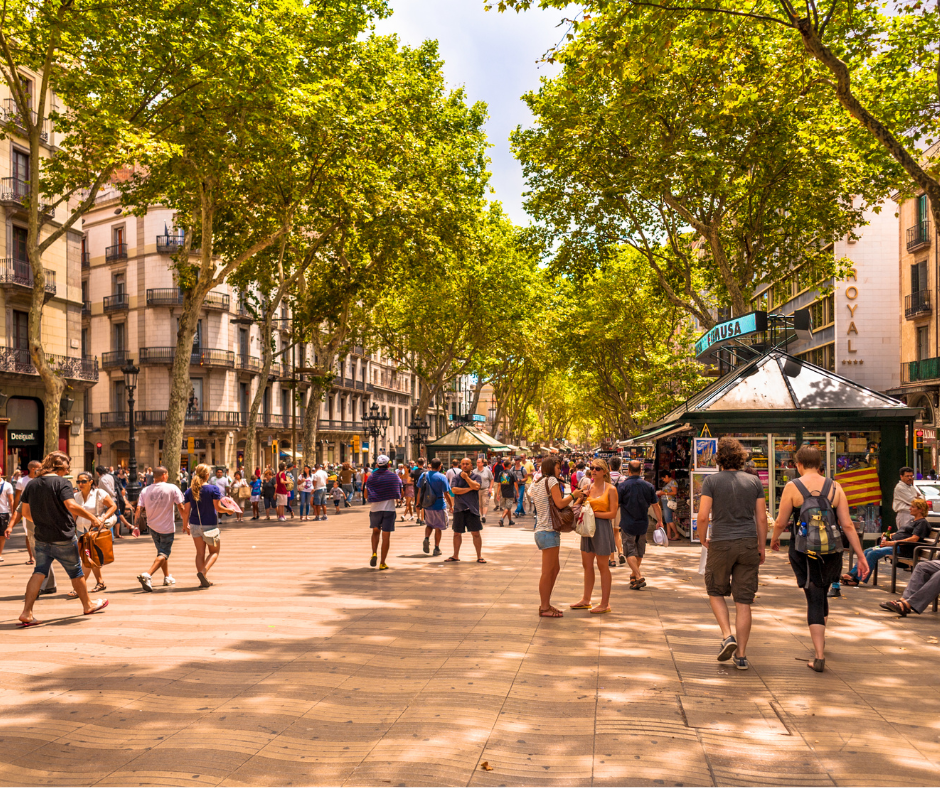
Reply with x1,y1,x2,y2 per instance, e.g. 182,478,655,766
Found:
373,0,577,226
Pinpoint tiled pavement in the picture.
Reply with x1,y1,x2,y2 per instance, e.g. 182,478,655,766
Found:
0,508,938,787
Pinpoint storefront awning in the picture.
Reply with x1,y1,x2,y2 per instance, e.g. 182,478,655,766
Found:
620,423,691,446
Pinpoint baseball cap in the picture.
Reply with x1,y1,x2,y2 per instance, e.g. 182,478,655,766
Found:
377,454,390,466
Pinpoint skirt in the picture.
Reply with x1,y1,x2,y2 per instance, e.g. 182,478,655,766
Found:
581,517,616,556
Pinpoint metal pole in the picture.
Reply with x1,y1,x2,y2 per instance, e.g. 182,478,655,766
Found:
126,385,140,504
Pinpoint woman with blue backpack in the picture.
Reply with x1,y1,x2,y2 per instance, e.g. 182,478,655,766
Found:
771,444,869,673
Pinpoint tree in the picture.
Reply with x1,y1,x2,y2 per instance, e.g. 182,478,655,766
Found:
498,1,894,321
0,0,240,454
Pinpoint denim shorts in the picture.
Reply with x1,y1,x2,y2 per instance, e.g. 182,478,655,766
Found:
190,524,221,545
370,510,396,532
313,488,326,506
151,530,175,558
534,530,561,550
34,538,84,580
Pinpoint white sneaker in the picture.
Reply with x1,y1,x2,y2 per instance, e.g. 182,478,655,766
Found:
163,575,176,586
137,572,153,592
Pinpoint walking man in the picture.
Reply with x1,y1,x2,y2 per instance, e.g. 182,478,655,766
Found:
413,458,427,526
893,466,916,531
448,457,484,563
617,460,661,590
495,458,518,527
695,437,766,670
135,467,187,591
0,469,14,563
421,458,453,556
367,455,402,570
476,457,494,524
512,456,528,520
313,463,328,521
10,461,54,591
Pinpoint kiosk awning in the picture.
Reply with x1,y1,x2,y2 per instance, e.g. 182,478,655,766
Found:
620,423,691,446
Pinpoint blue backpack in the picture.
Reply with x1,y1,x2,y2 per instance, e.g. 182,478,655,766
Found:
792,478,843,561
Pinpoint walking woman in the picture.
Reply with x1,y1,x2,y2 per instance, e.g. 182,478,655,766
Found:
401,464,415,521
530,455,587,617
261,469,276,520
181,463,238,588
298,466,313,521
771,444,869,672
70,472,119,597
231,471,248,522
570,459,619,614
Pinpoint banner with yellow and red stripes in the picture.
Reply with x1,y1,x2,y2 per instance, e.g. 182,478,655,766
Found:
835,467,882,507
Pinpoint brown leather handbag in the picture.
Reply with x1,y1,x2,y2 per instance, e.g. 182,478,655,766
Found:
80,526,115,569
545,477,575,533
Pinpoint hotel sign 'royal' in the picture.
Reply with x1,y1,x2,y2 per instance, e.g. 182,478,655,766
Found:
694,311,769,360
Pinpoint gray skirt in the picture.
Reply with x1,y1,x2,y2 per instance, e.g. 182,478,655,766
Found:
581,517,616,556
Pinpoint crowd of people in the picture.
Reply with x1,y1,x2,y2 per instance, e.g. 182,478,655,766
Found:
2,442,938,665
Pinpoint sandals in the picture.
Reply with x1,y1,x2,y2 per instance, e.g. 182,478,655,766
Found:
631,577,647,590
538,606,563,617
880,600,914,616
84,599,109,615
92,583,107,593
67,590,79,599
476,558,487,563
808,658,825,672
444,557,460,562
569,602,592,609
841,574,860,587
590,606,612,615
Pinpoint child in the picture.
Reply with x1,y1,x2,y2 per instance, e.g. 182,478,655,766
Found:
331,481,345,514
250,474,262,520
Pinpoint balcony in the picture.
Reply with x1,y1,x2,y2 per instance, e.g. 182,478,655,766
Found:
0,178,54,217
155,233,185,254
105,243,128,262
1,99,48,141
907,220,932,252
81,251,90,269
0,258,56,296
903,357,940,383
137,410,245,428
236,300,254,321
139,346,234,369
203,291,230,311
906,289,931,319
318,419,362,433
101,412,129,428
0,347,98,382
82,300,91,318
103,292,129,313
238,355,262,373
102,350,129,369
146,288,184,307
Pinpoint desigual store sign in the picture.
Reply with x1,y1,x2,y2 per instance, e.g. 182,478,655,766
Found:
8,430,39,445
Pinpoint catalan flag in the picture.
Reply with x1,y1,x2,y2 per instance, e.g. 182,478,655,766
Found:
835,467,882,507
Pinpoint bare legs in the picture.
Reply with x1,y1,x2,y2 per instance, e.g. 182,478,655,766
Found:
193,536,220,579
452,531,482,560
20,571,98,623
708,596,752,658
572,552,612,611
539,546,561,613
371,528,390,564
423,525,442,548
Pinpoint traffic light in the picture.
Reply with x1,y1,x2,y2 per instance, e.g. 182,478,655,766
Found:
915,430,924,451
96,442,102,456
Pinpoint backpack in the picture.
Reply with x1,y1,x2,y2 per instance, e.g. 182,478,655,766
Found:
792,478,843,561
420,473,441,509
283,472,295,492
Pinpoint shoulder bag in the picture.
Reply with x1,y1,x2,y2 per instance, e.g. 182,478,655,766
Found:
575,500,596,538
194,494,221,546
544,477,575,533
80,496,115,569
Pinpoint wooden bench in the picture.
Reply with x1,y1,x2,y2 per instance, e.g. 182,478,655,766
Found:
870,527,940,594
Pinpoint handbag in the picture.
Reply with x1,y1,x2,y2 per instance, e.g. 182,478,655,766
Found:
80,526,114,568
545,477,575,533
237,482,250,499
575,500,596,538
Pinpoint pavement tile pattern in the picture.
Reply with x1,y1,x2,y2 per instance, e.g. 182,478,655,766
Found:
1,508,938,786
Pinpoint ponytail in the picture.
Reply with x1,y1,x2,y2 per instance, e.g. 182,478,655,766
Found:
190,463,211,502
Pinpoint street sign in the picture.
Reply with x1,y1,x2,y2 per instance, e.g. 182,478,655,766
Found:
694,311,768,359
353,435,361,453
187,437,195,453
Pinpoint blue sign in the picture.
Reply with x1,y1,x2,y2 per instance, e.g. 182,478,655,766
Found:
694,311,767,358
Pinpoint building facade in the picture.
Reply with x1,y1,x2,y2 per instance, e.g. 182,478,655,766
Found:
0,68,96,474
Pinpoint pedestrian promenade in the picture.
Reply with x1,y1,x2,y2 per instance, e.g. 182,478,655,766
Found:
0,511,938,787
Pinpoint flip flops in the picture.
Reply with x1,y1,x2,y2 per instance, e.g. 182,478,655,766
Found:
569,602,592,609
84,599,108,615
476,558,487,563
590,606,612,615
444,557,460,562
18,618,43,628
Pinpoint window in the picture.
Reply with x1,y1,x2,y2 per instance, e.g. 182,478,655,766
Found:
810,294,835,331
113,380,126,413
917,325,930,361
912,261,928,295
13,310,29,352
111,322,125,351
112,226,125,246
177,318,203,349
12,226,27,262
917,194,929,225
281,389,290,420
81,279,89,302
239,382,249,414
797,343,835,372
81,327,89,358
263,386,271,419
238,328,248,357
12,149,28,183
112,272,125,295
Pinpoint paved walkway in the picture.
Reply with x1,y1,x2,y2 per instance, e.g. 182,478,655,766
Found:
0,508,938,787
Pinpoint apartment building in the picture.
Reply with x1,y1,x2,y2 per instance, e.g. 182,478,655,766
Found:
750,200,900,391
0,69,96,474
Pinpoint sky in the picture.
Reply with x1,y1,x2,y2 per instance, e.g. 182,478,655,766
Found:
373,0,578,227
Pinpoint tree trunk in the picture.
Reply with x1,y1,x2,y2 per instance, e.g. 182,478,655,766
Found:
163,289,204,482
302,381,324,468
242,307,278,478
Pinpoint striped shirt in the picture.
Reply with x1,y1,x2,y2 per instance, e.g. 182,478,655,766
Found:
366,468,402,503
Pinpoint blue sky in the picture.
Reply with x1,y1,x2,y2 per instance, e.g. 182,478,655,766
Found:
373,0,578,227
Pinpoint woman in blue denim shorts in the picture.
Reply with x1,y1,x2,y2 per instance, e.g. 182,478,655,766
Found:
181,464,239,588
530,456,586,618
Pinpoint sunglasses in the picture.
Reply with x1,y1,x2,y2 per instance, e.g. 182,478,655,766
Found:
78,479,91,484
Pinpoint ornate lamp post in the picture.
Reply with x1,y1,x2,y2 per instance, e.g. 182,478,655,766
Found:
407,418,429,461
121,361,141,504
361,402,389,467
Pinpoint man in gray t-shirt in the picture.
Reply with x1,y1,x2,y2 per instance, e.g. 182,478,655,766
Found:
695,438,767,671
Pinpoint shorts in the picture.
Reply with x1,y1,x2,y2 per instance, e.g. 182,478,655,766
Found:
313,488,326,506
501,496,517,510
0,512,9,533
250,495,261,503
370,510,396,532
662,504,674,524
190,524,221,546
263,496,276,510
705,537,760,604
622,531,647,559
534,530,561,550
423,509,448,530
403,484,414,499
34,538,84,580
452,510,482,533
276,493,288,506
150,530,175,558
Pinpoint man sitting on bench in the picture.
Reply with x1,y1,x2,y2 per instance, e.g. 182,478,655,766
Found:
843,499,931,585
880,559,940,616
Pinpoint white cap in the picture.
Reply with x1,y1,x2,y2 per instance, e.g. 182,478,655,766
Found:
377,454,390,466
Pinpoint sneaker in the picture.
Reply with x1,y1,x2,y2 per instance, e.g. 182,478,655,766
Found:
618,554,626,565
278,516,286,521
717,635,737,662
433,546,442,557
423,537,430,554
732,655,749,670
481,516,486,524
828,586,842,598
499,520,504,527
137,573,153,592
163,575,176,586
38,586,57,596
399,516,405,522
509,520,516,526
370,553,377,567
379,563,389,570
322,515,328,521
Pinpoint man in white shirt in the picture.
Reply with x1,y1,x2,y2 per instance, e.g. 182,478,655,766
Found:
0,469,15,562
893,466,917,531
135,467,187,592
312,464,329,521
475,458,494,524
213,468,230,497
7,462,54,592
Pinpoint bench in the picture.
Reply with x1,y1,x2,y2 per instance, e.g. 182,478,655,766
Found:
870,527,940,594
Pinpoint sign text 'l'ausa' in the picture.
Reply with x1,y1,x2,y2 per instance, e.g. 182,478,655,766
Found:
694,311,768,359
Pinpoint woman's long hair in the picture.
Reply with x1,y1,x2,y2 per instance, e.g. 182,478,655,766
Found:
190,463,211,502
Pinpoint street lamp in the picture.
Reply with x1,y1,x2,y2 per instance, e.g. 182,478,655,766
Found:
408,418,429,460
121,361,141,504
361,403,389,467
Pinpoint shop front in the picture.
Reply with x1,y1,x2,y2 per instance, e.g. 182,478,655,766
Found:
626,351,918,543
